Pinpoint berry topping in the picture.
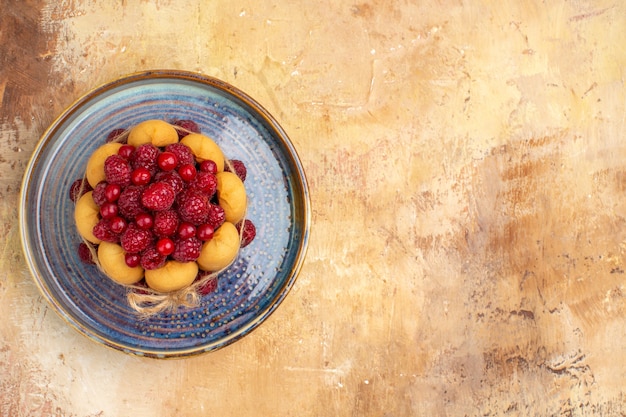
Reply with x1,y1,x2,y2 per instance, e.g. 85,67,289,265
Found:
104,183,121,202
109,216,128,234
130,143,160,175
92,182,109,206
171,237,202,262
120,223,153,253
165,142,195,167
199,160,218,175
154,170,185,195
135,212,154,230
70,179,92,202
78,242,95,265
118,144,135,159
156,238,175,256
172,119,200,138
197,223,214,241
191,171,217,196
206,203,226,229
125,253,141,268
226,159,247,182
238,219,256,248
104,154,132,186
177,222,196,239
196,274,218,295
106,128,126,143
178,163,197,182
93,219,119,243
99,202,119,219
140,246,167,270
153,209,179,237
142,182,176,211
118,185,146,219
177,190,210,225
131,167,152,185
157,151,178,171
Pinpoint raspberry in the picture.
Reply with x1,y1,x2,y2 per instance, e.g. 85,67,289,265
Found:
120,223,153,253
130,143,160,175
78,242,95,264
153,209,179,237
172,119,200,138
142,182,176,211
106,128,126,143
207,203,225,229
69,179,92,202
104,154,132,186
118,185,146,219
92,182,108,206
140,246,167,270
165,143,195,167
154,171,185,195
237,219,256,247
171,237,202,262
93,219,119,243
191,172,217,196
226,159,247,182
196,273,218,295
177,190,210,225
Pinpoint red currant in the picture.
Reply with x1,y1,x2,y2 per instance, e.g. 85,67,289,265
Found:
125,253,140,268
118,144,135,159
109,216,128,234
157,151,178,171
131,167,151,185
197,223,214,241
178,164,197,182
100,202,119,219
177,222,196,239
104,183,122,202
199,160,218,174
135,212,154,229
156,237,175,256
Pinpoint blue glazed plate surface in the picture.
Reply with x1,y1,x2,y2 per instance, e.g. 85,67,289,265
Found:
20,70,310,358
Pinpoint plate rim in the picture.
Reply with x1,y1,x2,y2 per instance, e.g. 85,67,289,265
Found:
19,69,311,358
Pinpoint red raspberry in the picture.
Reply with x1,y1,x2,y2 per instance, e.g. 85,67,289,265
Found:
118,185,146,219
140,246,167,270
92,182,108,206
154,171,185,195
171,237,202,262
130,143,160,175
207,203,225,229
172,119,200,138
238,219,256,247
69,179,92,202
226,159,247,182
196,273,218,295
106,128,126,143
78,242,95,264
104,154,132,186
120,223,153,253
153,209,179,237
191,172,217,196
93,219,119,243
142,182,176,211
177,190,210,225
165,143,195,166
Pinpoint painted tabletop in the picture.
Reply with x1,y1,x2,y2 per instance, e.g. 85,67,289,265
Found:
1,1,625,416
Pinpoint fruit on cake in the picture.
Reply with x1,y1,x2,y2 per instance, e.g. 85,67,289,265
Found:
70,119,256,310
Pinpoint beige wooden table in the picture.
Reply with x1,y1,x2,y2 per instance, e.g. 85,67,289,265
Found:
1,1,625,415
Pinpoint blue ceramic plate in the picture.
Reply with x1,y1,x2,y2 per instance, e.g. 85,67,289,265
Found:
19,70,310,358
